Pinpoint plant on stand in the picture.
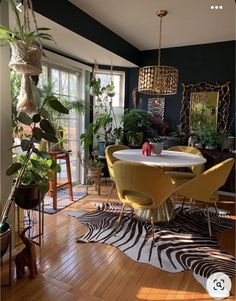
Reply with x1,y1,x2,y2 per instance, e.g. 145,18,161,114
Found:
0,85,69,255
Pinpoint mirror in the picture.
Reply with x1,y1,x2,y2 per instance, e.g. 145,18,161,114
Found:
190,91,219,130
180,81,231,139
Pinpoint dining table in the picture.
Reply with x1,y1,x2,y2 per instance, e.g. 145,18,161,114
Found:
113,148,207,222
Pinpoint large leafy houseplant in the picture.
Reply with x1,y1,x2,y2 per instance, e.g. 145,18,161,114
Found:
39,81,86,151
0,85,69,225
81,75,122,166
197,124,223,149
123,109,149,146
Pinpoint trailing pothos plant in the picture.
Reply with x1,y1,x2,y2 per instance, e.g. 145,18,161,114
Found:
0,85,69,226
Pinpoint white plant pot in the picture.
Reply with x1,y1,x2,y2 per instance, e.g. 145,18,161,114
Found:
150,142,164,155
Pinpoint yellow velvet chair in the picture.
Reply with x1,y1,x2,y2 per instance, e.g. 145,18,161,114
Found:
174,158,234,236
165,146,205,188
113,161,174,245
105,144,129,200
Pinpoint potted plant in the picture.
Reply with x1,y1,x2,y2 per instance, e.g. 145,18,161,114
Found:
197,125,223,149
12,154,60,209
123,109,149,147
0,85,69,236
39,82,86,151
147,136,166,155
0,0,54,75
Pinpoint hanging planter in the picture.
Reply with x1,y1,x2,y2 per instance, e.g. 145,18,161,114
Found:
9,41,42,75
0,0,55,113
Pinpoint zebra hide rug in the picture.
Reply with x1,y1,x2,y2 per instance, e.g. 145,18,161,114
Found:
70,203,235,292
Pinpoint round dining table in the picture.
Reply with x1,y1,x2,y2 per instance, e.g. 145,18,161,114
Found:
113,149,206,167
113,148,207,223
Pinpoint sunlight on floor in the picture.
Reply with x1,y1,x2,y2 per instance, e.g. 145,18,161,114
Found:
137,286,190,299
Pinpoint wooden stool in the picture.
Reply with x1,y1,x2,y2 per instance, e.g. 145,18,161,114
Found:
49,151,73,210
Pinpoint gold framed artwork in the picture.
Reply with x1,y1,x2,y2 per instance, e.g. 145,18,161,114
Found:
180,82,231,138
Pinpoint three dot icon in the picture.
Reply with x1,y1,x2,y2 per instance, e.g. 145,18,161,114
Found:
210,5,223,9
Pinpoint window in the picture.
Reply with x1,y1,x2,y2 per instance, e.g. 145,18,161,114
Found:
94,70,125,143
38,63,81,184
95,70,125,108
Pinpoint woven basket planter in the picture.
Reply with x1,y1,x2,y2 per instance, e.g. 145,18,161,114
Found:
9,41,42,75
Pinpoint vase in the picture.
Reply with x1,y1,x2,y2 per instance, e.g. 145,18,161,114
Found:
150,142,164,155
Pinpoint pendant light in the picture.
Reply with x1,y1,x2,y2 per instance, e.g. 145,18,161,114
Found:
138,10,178,95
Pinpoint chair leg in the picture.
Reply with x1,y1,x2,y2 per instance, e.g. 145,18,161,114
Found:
190,198,194,212
107,182,115,201
85,177,89,194
150,209,155,247
114,204,126,236
130,208,135,220
181,197,186,211
214,202,220,223
206,204,212,237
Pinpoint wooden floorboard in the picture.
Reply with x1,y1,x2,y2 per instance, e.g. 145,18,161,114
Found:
1,182,235,301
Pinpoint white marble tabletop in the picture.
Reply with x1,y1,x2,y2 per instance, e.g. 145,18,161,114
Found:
113,149,206,168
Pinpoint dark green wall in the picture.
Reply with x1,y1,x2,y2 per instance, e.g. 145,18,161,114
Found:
126,41,235,134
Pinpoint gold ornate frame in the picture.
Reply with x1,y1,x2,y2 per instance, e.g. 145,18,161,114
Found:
180,81,231,138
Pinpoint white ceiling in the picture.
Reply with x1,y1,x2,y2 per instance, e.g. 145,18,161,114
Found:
9,0,235,67
70,0,235,50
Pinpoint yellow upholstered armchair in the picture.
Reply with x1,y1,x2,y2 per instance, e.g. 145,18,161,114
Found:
113,161,174,245
174,158,234,236
165,146,205,188
105,144,129,200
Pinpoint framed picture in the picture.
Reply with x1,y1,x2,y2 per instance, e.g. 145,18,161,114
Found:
147,98,165,120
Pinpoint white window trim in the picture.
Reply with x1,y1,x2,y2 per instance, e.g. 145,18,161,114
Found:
94,69,125,108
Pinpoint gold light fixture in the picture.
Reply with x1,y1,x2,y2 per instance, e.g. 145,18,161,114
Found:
138,10,178,95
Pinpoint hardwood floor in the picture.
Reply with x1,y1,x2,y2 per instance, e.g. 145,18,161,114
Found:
1,182,235,301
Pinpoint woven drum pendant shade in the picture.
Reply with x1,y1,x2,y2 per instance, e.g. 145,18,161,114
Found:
138,65,178,95
138,10,178,95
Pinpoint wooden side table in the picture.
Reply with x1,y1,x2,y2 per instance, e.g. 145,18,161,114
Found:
49,151,73,210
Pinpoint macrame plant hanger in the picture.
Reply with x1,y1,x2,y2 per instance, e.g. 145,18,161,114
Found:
9,0,43,114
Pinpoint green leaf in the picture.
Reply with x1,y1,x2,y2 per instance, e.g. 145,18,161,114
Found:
40,119,56,135
6,162,22,176
29,170,43,182
32,127,43,141
17,112,32,125
38,182,49,193
42,132,58,143
38,151,51,159
32,114,41,123
50,161,61,173
30,159,43,170
21,139,32,151
40,108,49,119
32,148,40,154
46,159,53,167
46,96,69,114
